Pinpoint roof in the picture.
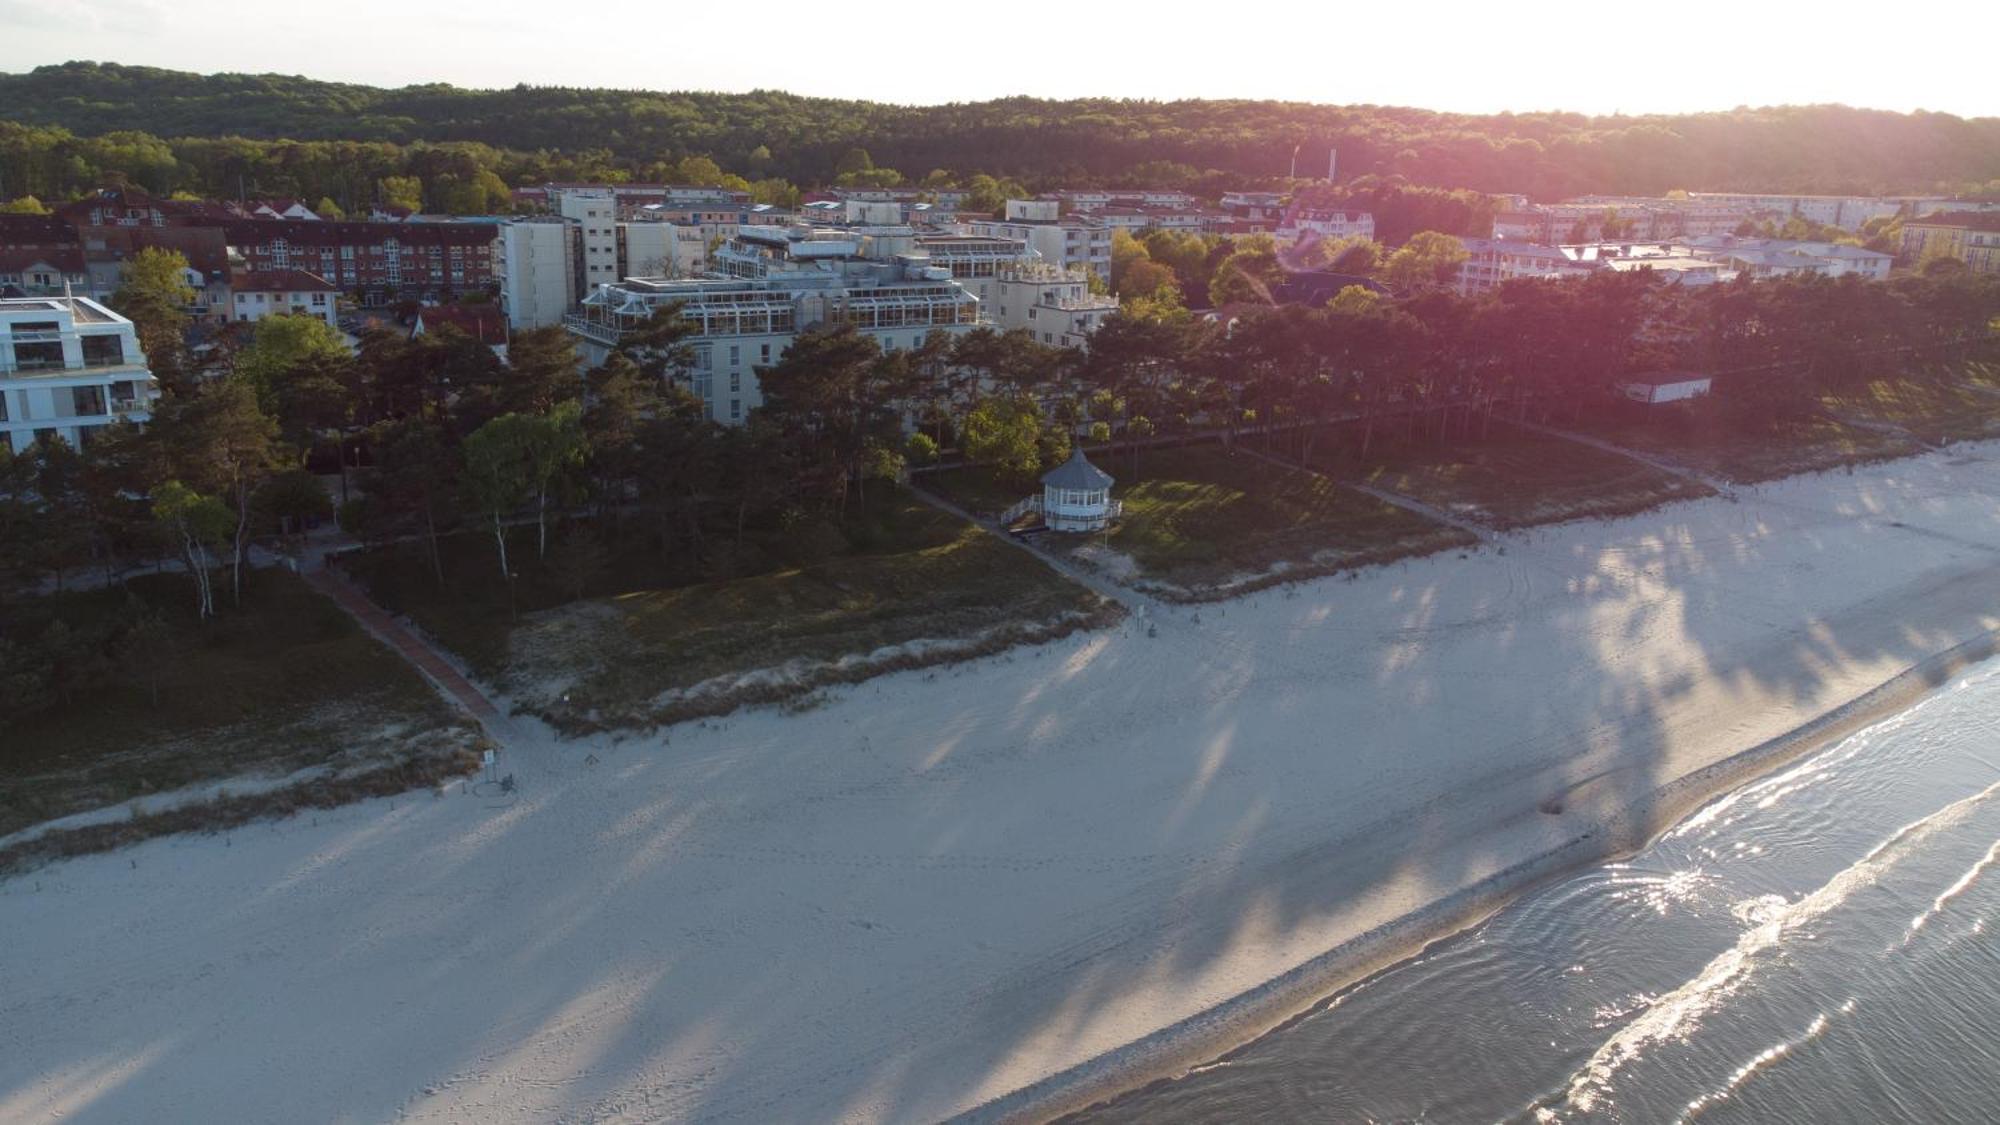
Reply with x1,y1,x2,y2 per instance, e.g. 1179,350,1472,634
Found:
1909,211,2000,232
1620,372,1711,387
78,225,232,280
0,214,75,242
1041,448,1114,491
0,246,87,274
212,218,498,247
233,269,339,293
414,302,507,345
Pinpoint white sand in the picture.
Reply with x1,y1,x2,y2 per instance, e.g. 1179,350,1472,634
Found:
9,446,2000,1123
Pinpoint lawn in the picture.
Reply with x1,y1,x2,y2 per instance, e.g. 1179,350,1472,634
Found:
342,489,1116,733
1316,427,1715,529
929,443,1476,597
1577,401,1923,483
1819,361,2000,448
0,570,480,862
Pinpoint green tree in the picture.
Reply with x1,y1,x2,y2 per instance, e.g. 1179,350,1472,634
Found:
152,480,232,619
497,325,584,415
0,195,49,214
1381,231,1469,292
378,175,424,212
235,313,347,404
110,248,199,395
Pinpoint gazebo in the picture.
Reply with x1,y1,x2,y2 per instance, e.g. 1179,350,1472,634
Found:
1036,448,1121,532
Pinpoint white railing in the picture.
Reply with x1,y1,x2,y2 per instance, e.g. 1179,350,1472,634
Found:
999,495,1042,524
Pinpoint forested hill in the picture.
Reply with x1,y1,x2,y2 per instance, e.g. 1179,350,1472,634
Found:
4,61,2000,199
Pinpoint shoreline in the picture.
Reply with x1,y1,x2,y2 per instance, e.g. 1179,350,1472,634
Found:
973,622,2000,1124
12,444,2000,1123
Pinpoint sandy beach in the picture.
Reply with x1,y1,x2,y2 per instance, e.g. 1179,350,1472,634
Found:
8,442,2000,1124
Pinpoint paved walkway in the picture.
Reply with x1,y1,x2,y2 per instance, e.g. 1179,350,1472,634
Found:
1499,416,1737,497
906,484,1156,614
304,566,517,747
1234,445,1501,543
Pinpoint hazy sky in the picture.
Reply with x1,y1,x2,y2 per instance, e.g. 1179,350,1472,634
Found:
2,0,1995,118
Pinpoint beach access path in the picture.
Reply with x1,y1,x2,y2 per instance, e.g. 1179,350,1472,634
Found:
8,444,2000,1123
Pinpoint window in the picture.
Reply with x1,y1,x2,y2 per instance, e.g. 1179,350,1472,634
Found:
729,371,740,393
311,293,327,306
759,343,770,363
730,398,741,421
729,345,739,366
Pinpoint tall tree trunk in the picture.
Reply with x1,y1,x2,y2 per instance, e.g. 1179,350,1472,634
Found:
536,488,549,559
492,513,510,582
231,477,249,607
425,502,445,586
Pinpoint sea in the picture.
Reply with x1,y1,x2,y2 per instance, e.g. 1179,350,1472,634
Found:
1072,659,2000,1124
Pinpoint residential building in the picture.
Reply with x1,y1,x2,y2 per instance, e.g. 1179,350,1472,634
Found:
229,269,341,326
498,217,578,329
1274,207,1376,247
1677,235,1892,280
0,295,156,453
1046,189,1199,213
564,223,981,424
1902,212,2000,274
1455,238,1596,294
618,220,710,280
0,216,90,297
75,225,234,320
1219,191,1288,222
217,218,499,304
512,183,750,212
964,201,1112,282
558,191,621,298
1686,193,1899,232
413,302,510,361
989,261,1119,349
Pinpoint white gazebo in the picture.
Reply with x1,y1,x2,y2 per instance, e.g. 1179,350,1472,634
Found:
1035,448,1121,532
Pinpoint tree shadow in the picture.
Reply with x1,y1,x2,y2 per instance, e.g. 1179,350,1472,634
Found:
6,448,2000,1123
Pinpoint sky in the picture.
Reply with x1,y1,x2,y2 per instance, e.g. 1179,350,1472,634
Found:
2,0,1996,118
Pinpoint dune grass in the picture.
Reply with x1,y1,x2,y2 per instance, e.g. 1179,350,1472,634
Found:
343,489,1114,733
929,443,1475,596
0,569,480,854
1317,427,1714,529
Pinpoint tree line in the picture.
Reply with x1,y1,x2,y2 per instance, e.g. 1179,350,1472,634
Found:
5,63,2000,211
3,246,1996,648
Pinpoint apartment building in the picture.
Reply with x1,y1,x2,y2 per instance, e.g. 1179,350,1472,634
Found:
989,261,1119,349
498,217,578,329
907,233,1117,349
75,226,234,321
511,183,751,211
564,223,981,424
1686,193,1901,232
1902,212,2000,274
0,216,90,297
218,219,499,303
1274,207,1376,246
557,191,621,297
1045,189,1200,212
1455,238,1596,294
964,201,1112,282
228,270,341,326
0,295,156,453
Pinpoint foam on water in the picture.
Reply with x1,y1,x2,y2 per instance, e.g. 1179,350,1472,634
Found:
1075,659,2000,1125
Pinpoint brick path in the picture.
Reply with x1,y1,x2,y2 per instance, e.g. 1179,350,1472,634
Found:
305,567,512,744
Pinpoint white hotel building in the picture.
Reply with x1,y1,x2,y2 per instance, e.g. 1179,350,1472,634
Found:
1,295,157,453
565,224,981,424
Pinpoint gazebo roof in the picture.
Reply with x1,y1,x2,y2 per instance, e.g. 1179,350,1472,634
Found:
1041,448,1114,491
